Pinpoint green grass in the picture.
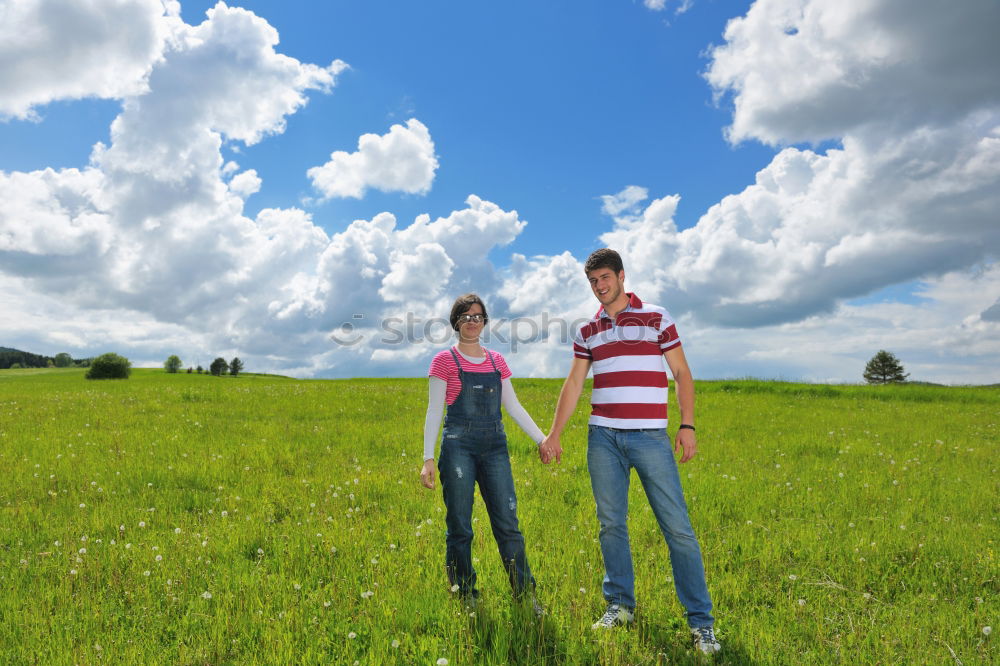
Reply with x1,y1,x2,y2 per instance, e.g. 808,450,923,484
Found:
0,369,995,664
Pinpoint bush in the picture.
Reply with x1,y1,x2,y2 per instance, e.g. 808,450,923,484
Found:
86,353,131,380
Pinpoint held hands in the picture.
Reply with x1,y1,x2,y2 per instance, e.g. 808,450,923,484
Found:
538,433,562,465
675,428,697,463
420,459,436,489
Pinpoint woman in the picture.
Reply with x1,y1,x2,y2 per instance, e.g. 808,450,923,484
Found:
420,293,545,613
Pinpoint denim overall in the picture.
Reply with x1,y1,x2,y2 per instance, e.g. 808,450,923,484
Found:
438,347,534,598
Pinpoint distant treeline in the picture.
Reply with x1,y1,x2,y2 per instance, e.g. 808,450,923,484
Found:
0,347,91,369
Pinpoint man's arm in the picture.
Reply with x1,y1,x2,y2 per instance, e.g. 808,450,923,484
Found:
664,346,697,463
539,357,591,464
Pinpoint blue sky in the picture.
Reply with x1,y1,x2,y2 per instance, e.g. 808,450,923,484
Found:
1,0,998,383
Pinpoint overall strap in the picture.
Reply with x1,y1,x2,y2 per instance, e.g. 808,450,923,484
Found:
448,347,464,378
484,350,500,374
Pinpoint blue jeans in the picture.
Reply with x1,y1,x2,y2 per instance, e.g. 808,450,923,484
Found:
587,424,714,628
439,421,534,598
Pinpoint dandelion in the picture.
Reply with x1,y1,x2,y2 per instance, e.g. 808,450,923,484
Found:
348,632,357,639
79,503,86,508
450,584,460,593
79,548,87,555
294,583,302,591
143,570,150,577
201,591,212,599
391,639,400,649
70,569,77,575
174,528,181,534
221,511,228,517
371,557,378,565
788,574,798,581
863,593,872,599
155,555,162,562
980,626,990,636
437,659,449,665
579,588,586,594
257,548,264,556
138,521,146,528
361,590,374,599
324,600,331,608
125,543,132,549
797,599,806,606
119,525,125,532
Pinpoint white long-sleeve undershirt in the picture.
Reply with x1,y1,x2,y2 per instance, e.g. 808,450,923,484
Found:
423,370,545,461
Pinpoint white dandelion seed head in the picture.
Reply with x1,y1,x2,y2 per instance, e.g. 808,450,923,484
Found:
788,574,797,581
391,639,400,648
138,521,146,528
174,528,181,534
155,555,162,562
294,583,302,590
798,599,806,606
348,632,357,639
201,591,212,599
450,584,459,593
437,658,449,665
579,588,586,594
70,569,77,575
79,503,86,508
79,548,86,554
371,557,378,565
984,626,992,636
143,570,150,576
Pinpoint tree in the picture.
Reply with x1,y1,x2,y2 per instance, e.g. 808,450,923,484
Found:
54,352,73,368
187,367,193,374
86,353,131,380
196,365,203,374
209,357,228,376
863,350,909,384
229,357,244,377
164,355,183,373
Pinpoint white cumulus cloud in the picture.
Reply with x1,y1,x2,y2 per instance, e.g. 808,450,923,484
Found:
307,118,439,199
0,0,177,120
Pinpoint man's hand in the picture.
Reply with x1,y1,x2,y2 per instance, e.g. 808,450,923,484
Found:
674,428,697,463
420,458,436,489
539,433,563,464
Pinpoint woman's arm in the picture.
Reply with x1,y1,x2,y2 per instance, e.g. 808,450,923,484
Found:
500,378,545,445
420,377,447,489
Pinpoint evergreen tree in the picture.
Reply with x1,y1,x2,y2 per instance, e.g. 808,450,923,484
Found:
229,357,244,377
863,350,909,384
209,357,228,376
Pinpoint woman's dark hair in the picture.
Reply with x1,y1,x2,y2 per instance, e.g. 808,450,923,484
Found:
584,248,624,275
450,293,489,331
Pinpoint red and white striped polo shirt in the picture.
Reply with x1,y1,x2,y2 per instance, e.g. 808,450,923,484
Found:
573,292,681,429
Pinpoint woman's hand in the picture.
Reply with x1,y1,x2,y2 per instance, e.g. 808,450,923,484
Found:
420,458,436,489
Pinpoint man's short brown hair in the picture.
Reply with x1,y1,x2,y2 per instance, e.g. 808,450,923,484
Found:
449,293,489,331
584,248,624,275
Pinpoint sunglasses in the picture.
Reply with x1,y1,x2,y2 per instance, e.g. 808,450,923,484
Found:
457,314,486,324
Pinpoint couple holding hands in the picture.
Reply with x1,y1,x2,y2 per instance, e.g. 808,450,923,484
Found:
419,249,721,655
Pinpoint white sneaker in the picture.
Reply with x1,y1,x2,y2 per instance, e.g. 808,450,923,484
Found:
591,603,634,629
691,626,721,654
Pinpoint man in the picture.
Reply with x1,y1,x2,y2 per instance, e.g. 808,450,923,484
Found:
539,248,720,655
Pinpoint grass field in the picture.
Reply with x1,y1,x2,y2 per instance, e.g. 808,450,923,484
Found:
0,368,995,664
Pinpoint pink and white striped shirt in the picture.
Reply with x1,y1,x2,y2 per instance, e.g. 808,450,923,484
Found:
428,347,513,405
573,292,681,429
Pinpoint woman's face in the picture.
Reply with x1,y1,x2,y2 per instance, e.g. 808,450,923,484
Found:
457,303,485,341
